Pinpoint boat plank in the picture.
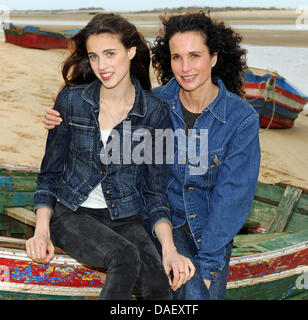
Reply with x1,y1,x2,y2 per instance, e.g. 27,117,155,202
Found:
226,273,305,300
0,176,36,192
247,200,278,230
268,186,302,232
259,229,308,251
254,182,284,205
6,207,36,227
285,212,308,232
0,191,34,211
233,232,288,248
294,194,308,216
0,236,65,254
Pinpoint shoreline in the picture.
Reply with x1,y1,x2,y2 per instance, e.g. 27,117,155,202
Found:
4,9,308,47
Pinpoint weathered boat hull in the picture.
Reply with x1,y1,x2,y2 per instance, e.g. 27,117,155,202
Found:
226,241,308,300
4,25,69,50
0,244,102,300
244,67,308,129
1,165,308,300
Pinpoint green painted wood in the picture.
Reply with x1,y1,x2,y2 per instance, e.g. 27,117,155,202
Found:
285,212,308,232
247,200,279,230
286,291,308,300
0,216,9,231
294,194,308,216
259,229,308,251
233,232,288,248
268,186,302,232
8,218,33,238
0,176,37,192
226,273,306,300
0,168,38,177
254,182,284,205
231,247,262,257
0,191,35,212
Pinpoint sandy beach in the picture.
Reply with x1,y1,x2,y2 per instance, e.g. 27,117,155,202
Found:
1,9,308,189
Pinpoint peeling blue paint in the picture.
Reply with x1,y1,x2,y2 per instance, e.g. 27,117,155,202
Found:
0,177,13,191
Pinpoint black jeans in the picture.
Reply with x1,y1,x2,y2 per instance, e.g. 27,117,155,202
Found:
50,202,172,300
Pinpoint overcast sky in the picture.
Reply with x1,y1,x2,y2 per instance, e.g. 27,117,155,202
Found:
1,0,307,11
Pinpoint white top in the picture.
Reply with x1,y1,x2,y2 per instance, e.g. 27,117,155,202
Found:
80,129,111,209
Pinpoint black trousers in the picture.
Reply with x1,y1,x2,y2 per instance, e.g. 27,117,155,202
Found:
50,202,172,300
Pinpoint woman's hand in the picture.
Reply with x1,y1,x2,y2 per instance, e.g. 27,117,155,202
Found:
44,107,62,130
162,246,195,291
26,232,55,264
154,221,195,291
26,207,54,264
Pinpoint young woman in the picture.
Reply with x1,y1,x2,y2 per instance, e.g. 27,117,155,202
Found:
26,13,195,300
44,11,261,300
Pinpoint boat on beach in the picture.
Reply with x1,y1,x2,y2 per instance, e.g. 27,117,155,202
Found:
244,66,308,129
1,164,308,300
3,24,78,50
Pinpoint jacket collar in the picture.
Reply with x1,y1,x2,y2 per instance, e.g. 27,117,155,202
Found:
159,77,227,124
80,76,147,117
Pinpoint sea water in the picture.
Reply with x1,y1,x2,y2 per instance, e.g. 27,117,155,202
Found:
3,19,308,108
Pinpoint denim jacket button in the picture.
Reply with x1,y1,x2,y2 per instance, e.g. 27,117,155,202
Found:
184,185,194,190
114,212,119,217
106,190,112,195
111,203,116,208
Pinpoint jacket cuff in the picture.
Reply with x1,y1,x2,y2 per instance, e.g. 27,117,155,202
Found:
152,217,173,238
199,267,219,282
196,259,226,282
34,190,57,214
147,208,171,237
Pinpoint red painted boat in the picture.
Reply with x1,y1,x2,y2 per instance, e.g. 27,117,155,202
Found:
3,24,72,50
0,237,104,299
244,67,308,129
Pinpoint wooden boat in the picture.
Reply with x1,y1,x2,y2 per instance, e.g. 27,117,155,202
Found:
244,66,308,129
3,24,76,50
1,164,308,300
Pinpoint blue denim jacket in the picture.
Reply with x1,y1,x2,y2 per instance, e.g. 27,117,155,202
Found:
153,78,261,281
34,76,172,232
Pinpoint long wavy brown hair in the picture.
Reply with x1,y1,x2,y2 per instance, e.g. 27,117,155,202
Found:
151,11,247,97
62,13,151,90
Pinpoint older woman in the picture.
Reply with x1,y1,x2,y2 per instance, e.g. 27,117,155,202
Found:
150,12,260,300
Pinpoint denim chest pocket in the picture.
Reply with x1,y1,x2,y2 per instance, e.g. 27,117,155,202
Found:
206,149,225,183
191,148,226,185
69,121,95,153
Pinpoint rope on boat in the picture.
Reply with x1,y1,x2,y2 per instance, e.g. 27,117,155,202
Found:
249,76,276,133
263,76,277,131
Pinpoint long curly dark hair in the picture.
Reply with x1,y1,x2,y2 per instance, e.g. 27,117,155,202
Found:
62,13,151,90
151,11,247,97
